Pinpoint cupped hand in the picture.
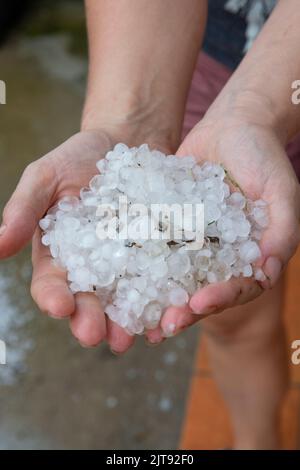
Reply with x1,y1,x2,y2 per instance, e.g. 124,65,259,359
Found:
0,130,136,352
2,119,299,349
155,109,300,340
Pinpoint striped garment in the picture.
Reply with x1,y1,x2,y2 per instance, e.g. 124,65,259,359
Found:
225,0,277,51
203,0,277,69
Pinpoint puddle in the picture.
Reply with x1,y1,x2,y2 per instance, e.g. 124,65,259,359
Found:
0,261,33,385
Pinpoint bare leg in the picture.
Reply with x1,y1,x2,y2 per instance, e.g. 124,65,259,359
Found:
202,276,288,450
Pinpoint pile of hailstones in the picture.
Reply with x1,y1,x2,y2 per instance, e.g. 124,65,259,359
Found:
40,143,268,335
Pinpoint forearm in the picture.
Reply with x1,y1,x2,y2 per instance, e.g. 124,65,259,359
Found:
82,0,207,150
209,0,300,144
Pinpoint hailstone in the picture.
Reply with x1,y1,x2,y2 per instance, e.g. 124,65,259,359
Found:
40,144,268,335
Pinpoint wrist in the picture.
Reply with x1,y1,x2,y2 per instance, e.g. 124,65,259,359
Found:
81,88,183,154
206,85,289,145
81,107,180,155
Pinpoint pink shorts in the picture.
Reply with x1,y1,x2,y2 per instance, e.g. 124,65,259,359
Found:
183,52,300,181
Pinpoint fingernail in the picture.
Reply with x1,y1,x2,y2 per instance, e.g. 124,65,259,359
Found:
263,256,282,287
192,305,217,315
0,224,7,236
80,342,96,349
146,339,162,347
110,348,122,355
78,339,100,349
47,311,66,320
163,323,176,338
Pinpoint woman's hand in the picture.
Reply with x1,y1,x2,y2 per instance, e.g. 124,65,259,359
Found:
0,129,139,352
1,110,299,349
155,103,300,340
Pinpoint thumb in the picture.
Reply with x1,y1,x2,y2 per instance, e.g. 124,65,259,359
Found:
0,160,56,258
259,191,300,288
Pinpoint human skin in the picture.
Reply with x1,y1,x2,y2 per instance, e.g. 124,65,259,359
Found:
0,0,299,348
157,0,300,448
159,0,300,337
1,0,300,449
0,0,207,352
157,99,298,449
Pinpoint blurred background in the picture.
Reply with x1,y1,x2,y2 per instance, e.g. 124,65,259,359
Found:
0,0,198,449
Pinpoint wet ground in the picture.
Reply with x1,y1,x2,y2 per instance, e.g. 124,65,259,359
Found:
0,1,198,449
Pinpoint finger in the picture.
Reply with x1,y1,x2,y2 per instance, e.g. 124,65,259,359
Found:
0,160,56,258
106,319,135,354
145,326,165,345
145,304,199,343
260,213,300,288
260,175,300,286
160,305,200,337
189,277,263,315
70,292,106,347
31,229,75,318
